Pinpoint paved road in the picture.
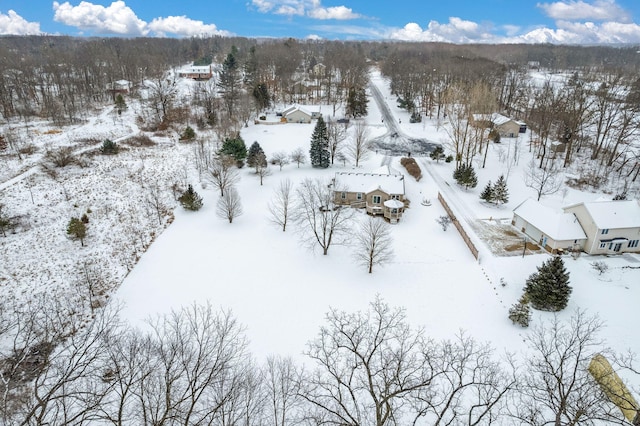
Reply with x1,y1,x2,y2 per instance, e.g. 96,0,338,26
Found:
368,81,442,157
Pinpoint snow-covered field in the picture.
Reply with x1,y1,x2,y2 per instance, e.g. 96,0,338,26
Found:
2,68,639,388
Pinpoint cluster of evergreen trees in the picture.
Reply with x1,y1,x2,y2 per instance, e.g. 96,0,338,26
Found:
453,163,478,189
480,175,509,205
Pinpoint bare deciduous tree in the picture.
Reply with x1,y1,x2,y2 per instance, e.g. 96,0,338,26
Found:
290,147,306,168
217,187,243,224
508,310,626,425
326,119,347,165
145,182,169,225
347,120,370,167
270,151,290,171
353,216,394,273
263,355,304,426
255,153,271,186
268,179,293,232
524,159,564,201
294,178,353,255
302,297,436,426
206,154,239,197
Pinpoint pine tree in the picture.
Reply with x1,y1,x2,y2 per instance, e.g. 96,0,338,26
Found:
178,184,203,211
310,115,330,168
247,141,267,169
67,217,87,247
429,146,444,162
220,136,247,165
508,294,531,327
453,164,478,189
492,174,509,205
100,139,119,155
115,93,127,111
525,256,572,311
480,181,494,203
180,126,196,141
346,86,368,118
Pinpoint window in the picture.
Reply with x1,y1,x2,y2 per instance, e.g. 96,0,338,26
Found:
341,192,346,200
601,229,609,235
391,194,400,200
629,240,639,248
599,242,606,249
356,193,363,200
372,195,381,204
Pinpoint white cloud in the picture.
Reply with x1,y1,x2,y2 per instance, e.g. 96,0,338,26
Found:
308,6,360,20
0,10,41,35
537,0,631,22
520,20,640,43
251,0,361,20
52,1,231,38
53,1,148,35
388,17,496,43
148,16,231,37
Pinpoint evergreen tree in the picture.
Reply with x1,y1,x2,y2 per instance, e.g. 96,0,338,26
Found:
480,181,494,203
100,139,119,155
429,146,444,163
508,294,531,327
218,49,241,115
178,184,203,211
252,83,271,111
220,136,247,164
346,86,368,118
180,126,196,141
309,115,330,168
525,256,572,312
492,174,509,205
67,217,87,247
247,141,267,170
453,164,478,189
115,94,127,111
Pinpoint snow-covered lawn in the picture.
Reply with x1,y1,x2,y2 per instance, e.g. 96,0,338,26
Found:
1,68,639,390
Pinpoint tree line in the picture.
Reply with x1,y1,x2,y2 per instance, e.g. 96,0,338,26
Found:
0,296,636,425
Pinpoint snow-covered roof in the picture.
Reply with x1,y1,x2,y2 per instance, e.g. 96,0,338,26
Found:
384,199,404,208
564,200,640,229
514,198,587,241
179,65,212,73
335,171,405,195
282,105,312,117
471,113,524,127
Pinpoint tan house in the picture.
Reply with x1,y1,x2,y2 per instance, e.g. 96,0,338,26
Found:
281,105,313,123
563,200,640,255
512,199,587,254
178,65,213,80
472,113,526,138
333,167,406,223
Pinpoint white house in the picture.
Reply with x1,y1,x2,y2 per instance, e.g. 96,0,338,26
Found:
472,113,527,138
563,200,640,255
512,198,587,254
178,65,213,80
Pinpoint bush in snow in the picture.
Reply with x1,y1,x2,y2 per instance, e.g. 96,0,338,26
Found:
67,217,87,247
178,184,203,211
100,139,119,155
590,261,609,275
508,294,531,327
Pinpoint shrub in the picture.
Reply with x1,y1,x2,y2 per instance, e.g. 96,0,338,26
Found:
409,111,422,123
178,184,203,211
400,157,422,181
508,294,531,327
100,139,119,155
180,126,196,141
46,147,77,167
445,155,454,163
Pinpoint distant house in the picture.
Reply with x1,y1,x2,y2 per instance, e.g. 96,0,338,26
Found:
563,200,640,255
472,113,526,138
178,65,213,80
512,199,587,254
281,105,313,123
333,166,406,223
312,63,326,77
106,80,131,95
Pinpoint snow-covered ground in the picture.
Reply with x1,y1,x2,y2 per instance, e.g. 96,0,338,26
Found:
2,68,639,388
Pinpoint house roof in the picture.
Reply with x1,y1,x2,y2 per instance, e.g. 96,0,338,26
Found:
471,113,524,127
335,171,405,195
179,65,211,74
514,198,587,241
563,200,640,229
282,105,312,118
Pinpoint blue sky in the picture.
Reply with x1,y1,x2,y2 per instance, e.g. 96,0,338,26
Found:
1,0,640,43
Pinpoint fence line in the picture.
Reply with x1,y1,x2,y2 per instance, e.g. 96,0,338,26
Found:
438,192,479,260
